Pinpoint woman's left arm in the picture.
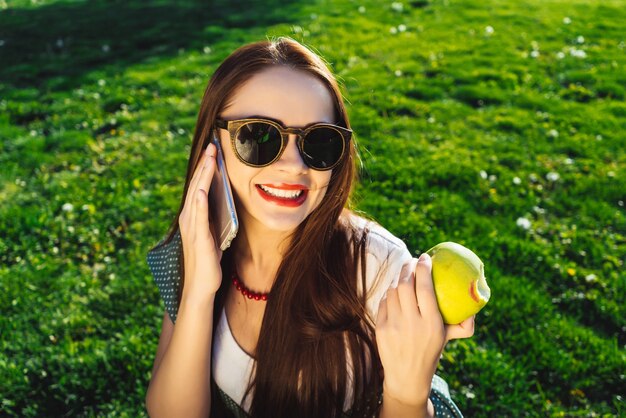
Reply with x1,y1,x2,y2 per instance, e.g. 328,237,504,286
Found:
375,253,475,418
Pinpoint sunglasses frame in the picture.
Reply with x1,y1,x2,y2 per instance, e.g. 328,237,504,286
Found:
215,117,352,171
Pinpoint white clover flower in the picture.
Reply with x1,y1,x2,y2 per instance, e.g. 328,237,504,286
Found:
556,51,565,59
484,26,494,35
530,50,540,58
67,226,75,233
398,24,407,32
389,27,398,34
427,116,436,124
62,203,74,212
30,130,38,136
564,158,574,165
394,69,403,77
547,129,559,138
513,176,522,185
563,17,572,24
596,134,603,141
516,217,531,230
177,128,185,135
533,206,546,215
358,6,365,13
585,274,597,283
479,170,488,180
576,35,585,44
391,2,404,12
618,200,624,207
546,172,560,182
203,46,212,54
56,38,64,48
98,79,106,87
52,247,59,254
465,391,476,399
569,48,587,58
489,174,497,182
102,44,110,53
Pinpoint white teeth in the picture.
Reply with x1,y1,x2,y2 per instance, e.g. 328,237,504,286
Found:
259,185,304,199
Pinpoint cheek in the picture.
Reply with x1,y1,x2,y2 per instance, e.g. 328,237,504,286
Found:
314,172,333,200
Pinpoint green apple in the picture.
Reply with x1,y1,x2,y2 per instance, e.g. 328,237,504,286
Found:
425,242,491,324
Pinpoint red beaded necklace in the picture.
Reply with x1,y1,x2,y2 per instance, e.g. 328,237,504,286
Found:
231,269,269,301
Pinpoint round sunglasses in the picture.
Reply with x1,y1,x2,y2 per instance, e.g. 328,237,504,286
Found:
215,117,352,171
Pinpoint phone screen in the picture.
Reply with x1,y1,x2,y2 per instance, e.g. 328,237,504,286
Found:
208,131,239,251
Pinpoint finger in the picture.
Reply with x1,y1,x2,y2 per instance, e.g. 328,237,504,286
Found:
376,294,388,326
189,144,215,233
194,143,218,241
414,252,439,317
385,285,401,322
445,315,475,342
397,258,419,315
184,146,210,227
200,142,217,196
187,145,210,197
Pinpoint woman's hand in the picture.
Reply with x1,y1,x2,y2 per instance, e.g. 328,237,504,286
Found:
178,142,223,299
375,253,475,406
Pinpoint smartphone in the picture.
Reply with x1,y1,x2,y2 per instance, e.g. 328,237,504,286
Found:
209,130,239,251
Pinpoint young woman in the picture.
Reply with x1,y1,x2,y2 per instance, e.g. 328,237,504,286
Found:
145,37,475,418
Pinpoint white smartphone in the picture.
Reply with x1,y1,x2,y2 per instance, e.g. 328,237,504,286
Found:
209,130,239,251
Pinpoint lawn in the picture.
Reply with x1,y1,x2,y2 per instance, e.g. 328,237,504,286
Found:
0,0,624,416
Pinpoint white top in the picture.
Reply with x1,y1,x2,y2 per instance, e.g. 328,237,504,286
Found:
211,213,413,413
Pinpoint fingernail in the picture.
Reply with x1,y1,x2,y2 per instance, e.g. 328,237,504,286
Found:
418,252,429,262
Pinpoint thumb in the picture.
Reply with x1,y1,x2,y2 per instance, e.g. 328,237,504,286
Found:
444,315,476,342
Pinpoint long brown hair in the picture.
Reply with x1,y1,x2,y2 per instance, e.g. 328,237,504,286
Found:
151,37,382,418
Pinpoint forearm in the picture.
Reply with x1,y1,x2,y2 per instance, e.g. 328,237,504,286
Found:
146,293,216,418
378,392,435,418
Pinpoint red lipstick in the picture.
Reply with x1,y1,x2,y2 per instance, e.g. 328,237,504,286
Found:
256,184,308,207
259,183,308,190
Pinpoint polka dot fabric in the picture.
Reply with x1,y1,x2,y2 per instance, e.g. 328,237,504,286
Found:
146,229,183,324
431,374,464,417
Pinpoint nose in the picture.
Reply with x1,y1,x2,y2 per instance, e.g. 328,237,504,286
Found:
274,133,308,173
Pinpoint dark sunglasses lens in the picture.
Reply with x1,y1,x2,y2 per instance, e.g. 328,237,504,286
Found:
235,122,282,165
302,128,344,169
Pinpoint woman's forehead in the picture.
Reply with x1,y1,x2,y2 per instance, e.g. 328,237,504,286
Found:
222,66,336,126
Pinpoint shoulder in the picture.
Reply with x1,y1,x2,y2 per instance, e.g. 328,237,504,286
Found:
340,211,413,319
341,210,409,261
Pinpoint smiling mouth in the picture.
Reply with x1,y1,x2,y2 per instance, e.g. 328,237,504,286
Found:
257,184,305,199
255,184,308,207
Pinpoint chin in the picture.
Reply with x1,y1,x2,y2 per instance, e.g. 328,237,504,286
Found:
257,211,309,232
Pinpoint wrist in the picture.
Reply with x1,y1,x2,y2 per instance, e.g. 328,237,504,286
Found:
180,285,218,307
380,389,432,418
382,380,431,408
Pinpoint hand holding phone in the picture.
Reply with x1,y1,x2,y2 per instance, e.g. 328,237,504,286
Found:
177,141,224,297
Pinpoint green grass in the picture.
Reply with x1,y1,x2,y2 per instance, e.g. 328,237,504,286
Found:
1,0,624,416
